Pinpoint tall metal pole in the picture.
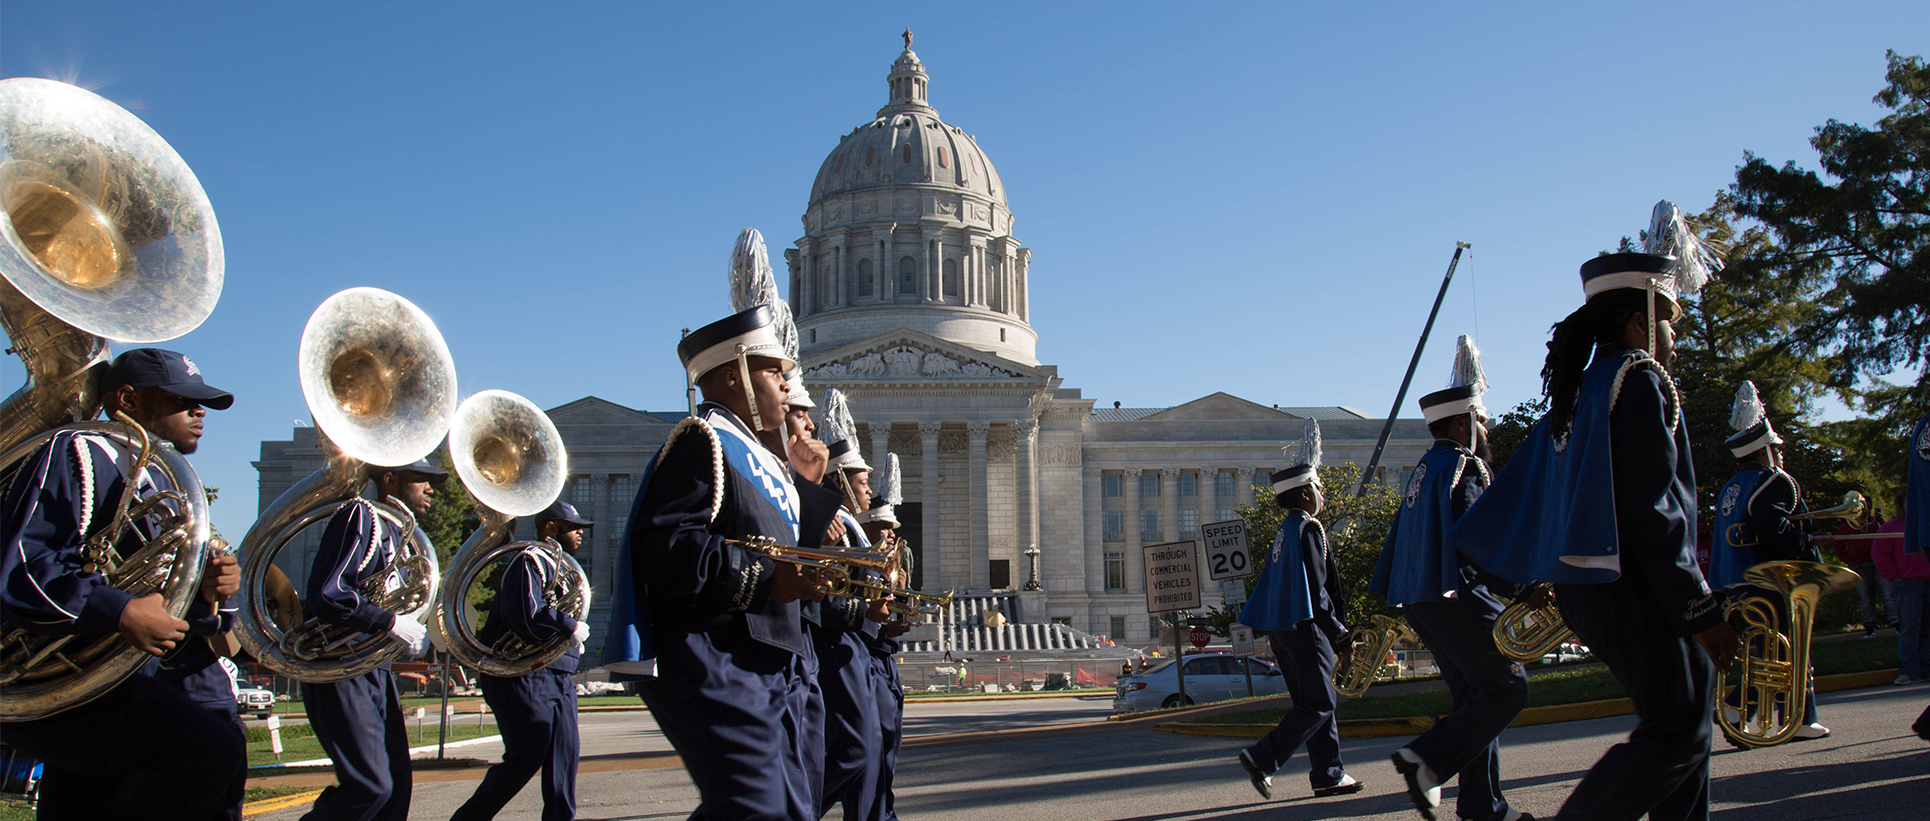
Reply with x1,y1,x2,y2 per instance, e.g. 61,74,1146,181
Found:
1356,242,1470,497
436,650,451,759
682,327,697,416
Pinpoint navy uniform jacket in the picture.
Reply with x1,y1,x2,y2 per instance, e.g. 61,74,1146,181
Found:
305,498,413,638
0,429,235,708
628,404,844,659
1451,345,1723,637
1239,510,1347,639
1709,465,1813,590
1372,439,1520,605
476,543,582,674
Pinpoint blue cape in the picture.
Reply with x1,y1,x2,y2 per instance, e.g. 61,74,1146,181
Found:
1447,352,1656,586
1709,465,1775,590
1239,511,1317,632
1372,443,1478,605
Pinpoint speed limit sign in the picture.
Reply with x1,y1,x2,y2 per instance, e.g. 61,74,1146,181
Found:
1201,519,1250,581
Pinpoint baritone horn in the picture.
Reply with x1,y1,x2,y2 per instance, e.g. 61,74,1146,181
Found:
1716,560,1858,748
0,79,223,721
1494,584,1575,663
432,390,591,677
1334,614,1415,698
233,288,457,683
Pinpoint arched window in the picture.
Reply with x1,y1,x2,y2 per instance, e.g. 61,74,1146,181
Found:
902,144,913,164
833,152,844,174
937,146,948,168
857,258,874,297
942,258,959,297
865,146,874,167
820,257,836,306
899,256,917,295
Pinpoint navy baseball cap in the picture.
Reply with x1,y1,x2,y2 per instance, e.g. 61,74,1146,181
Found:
104,349,234,410
379,457,449,485
536,500,592,527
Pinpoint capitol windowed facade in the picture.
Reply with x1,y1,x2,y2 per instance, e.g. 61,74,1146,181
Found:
252,39,1429,659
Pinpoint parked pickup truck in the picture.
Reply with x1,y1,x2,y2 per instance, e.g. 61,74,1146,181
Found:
236,688,275,720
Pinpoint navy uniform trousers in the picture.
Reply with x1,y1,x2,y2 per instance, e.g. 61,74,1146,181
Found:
1556,579,1714,821
3,673,244,821
642,629,823,821
1242,623,1346,787
841,641,903,821
301,670,412,821
1404,587,1529,821
817,628,881,817
450,669,579,821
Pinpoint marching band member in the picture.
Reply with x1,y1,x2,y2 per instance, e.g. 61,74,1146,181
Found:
0,349,243,821
812,389,887,818
300,459,444,821
852,453,910,821
1234,419,1364,801
1709,381,1828,740
613,304,844,820
450,500,595,821
1371,336,1534,821
1449,202,1741,821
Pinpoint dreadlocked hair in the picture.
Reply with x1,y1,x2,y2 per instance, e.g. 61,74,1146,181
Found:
1541,289,1651,438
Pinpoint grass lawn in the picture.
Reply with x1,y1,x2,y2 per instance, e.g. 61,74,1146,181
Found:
1190,634,1902,726
265,693,640,715
904,687,1111,699
249,720,496,767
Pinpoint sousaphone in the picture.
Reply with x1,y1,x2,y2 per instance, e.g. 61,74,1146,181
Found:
0,79,222,721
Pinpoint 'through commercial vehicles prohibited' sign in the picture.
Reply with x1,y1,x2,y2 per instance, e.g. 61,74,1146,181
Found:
1143,540,1202,613
1200,519,1250,581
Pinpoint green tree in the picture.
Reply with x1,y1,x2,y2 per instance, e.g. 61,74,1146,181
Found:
1484,397,1548,473
1202,462,1402,639
1729,50,1930,493
414,448,477,571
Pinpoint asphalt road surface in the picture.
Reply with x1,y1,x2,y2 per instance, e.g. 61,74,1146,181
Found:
254,684,1929,820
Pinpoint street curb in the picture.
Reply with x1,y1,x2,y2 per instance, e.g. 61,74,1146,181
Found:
241,789,324,817
1152,668,1904,739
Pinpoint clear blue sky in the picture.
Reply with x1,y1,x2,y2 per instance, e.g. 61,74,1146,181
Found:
3,1,1922,538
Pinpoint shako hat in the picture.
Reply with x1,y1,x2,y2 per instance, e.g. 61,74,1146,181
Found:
819,388,870,473
1578,200,1722,321
1724,380,1782,457
855,452,902,525
1271,418,1323,502
1418,334,1490,424
677,305,793,382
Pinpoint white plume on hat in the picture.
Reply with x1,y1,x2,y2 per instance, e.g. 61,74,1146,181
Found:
821,389,856,447
1643,200,1723,298
1730,381,1766,432
729,228,811,406
1285,418,1322,471
876,452,903,505
1449,334,1490,396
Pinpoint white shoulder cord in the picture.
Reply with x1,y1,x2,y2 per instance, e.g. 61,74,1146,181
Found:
652,417,727,524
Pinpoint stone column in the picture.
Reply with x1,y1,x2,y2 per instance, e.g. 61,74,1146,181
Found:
829,242,844,309
1240,467,1259,509
927,235,942,302
1122,468,1143,598
967,421,991,589
1200,467,1219,525
589,474,612,599
1160,468,1181,543
879,237,893,300
869,422,892,469
918,422,943,590
1015,419,1039,563
1083,464,1104,597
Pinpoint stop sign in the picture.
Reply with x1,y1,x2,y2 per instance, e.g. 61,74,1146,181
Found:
1189,626,1209,648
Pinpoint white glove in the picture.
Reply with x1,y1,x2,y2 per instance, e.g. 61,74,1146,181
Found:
388,616,430,657
572,621,591,648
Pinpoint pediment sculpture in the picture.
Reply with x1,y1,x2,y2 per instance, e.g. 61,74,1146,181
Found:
805,344,1021,380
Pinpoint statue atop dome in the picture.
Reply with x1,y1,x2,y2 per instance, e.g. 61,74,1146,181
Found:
903,28,913,50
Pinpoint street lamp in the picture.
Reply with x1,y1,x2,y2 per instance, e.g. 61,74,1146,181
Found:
1023,544,1042,591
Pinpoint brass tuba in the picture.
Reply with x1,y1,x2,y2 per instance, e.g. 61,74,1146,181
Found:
1494,584,1575,663
1716,560,1858,748
232,288,457,683
431,390,590,677
0,79,223,721
1334,614,1415,698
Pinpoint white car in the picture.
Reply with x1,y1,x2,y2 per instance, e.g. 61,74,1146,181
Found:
236,687,275,720
1538,643,1592,666
1112,653,1286,713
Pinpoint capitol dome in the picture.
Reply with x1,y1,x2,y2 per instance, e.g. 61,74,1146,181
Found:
789,33,1037,366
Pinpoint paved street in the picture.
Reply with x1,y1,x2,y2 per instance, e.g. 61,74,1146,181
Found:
253,685,1928,820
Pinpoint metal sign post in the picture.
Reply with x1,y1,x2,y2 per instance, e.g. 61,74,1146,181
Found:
1143,541,1202,708
437,651,452,759
1231,624,1256,697
1172,612,1187,707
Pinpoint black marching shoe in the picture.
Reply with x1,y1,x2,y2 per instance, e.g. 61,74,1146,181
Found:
1237,749,1272,800
1391,748,1441,820
1312,773,1363,797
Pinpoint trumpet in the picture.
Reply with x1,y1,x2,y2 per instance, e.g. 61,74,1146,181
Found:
827,575,954,615
1334,614,1415,698
726,536,894,592
1494,585,1575,663
1787,491,1864,522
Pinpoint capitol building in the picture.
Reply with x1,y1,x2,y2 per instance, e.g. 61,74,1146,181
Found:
253,38,1430,658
